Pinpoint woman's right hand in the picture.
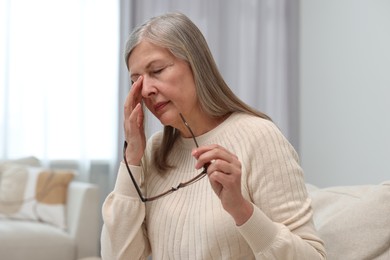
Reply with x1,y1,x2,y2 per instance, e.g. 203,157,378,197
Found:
123,76,146,166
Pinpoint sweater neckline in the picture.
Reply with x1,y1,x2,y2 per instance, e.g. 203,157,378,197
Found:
177,112,239,149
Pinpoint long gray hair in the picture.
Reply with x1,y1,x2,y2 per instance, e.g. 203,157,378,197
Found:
125,12,271,172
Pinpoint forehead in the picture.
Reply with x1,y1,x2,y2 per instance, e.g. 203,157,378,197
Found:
127,41,173,71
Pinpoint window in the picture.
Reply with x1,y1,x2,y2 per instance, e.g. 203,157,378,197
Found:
0,0,119,161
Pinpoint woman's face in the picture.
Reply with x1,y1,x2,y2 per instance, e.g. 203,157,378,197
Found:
128,41,200,129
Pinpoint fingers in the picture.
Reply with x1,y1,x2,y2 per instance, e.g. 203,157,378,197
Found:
122,77,146,165
124,76,144,135
192,144,242,193
192,145,241,173
193,144,246,213
124,76,143,119
193,145,252,223
131,102,144,128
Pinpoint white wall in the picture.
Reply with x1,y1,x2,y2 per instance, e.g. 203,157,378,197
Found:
300,0,390,187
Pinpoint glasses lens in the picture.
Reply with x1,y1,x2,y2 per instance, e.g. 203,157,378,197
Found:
125,113,208,202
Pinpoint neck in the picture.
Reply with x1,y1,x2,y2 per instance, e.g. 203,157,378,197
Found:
178,113,230,138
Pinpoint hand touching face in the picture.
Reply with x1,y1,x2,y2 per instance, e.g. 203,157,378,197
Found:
123,76,146,165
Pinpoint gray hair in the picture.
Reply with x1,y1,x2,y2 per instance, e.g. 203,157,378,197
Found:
125,12,270,172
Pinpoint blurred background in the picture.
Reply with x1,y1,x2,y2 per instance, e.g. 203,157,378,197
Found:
1,0,389,203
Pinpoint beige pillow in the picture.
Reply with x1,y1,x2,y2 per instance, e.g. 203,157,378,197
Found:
0,163,74,229
308,181,390,260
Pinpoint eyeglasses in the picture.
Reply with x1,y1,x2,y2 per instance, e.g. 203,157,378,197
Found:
123,113,210,202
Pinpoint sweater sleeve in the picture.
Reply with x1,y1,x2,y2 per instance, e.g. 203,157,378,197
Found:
237,120,326,259
100,163,151,260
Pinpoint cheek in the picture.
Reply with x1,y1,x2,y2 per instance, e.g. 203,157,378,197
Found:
143,100,154,113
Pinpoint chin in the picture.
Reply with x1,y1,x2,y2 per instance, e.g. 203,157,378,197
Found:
156,112,179,128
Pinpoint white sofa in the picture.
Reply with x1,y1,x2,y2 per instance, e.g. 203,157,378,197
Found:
0,154,101,260
307,181,390,260
0,181,100,260
0,180,100,260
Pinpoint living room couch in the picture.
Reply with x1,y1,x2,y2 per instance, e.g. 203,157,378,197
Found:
4,157,387,260
0,157,100,260
307,181,390,259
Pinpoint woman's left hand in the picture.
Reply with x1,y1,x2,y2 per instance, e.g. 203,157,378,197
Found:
192,145,253,225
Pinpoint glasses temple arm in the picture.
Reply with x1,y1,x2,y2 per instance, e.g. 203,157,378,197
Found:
123,141,148,202
179,113,199,148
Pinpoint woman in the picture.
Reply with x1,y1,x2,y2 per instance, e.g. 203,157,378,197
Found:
101,12,326,259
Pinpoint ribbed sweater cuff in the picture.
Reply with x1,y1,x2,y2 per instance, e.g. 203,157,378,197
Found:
113,162,142,197
237,205,280,253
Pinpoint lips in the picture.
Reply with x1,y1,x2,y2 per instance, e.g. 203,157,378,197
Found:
154,101,169,112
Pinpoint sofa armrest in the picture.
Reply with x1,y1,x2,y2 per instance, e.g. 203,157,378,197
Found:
307,181,390,260
67,181,100,259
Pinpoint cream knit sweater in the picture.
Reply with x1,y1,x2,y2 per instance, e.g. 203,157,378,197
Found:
101,112,326,259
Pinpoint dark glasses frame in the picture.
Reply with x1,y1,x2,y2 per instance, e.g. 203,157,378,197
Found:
123,113,209,202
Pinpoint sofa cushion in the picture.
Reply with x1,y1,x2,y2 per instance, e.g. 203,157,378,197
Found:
307,181,390,260
0,156,41,167
0,219,75,260
0,163,75,229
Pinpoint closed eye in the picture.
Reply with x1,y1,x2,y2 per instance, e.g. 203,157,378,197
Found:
130,74,140,84
152,68,164,74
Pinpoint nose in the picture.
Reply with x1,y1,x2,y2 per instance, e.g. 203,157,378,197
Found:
141,76,157,98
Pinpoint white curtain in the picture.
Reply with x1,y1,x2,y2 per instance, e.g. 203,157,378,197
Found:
0,0,120,184
118,0,300,155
